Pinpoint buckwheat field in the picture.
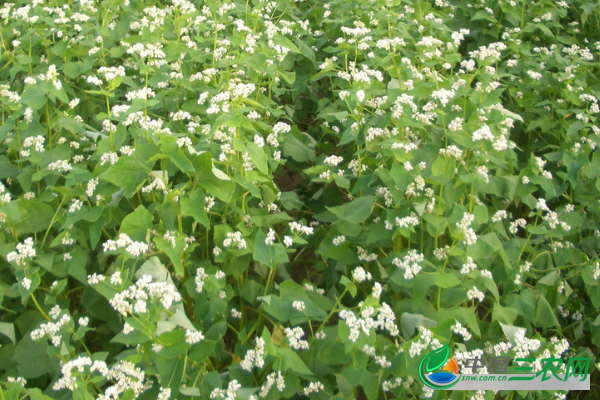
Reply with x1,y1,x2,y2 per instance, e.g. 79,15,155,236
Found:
0,0,599,399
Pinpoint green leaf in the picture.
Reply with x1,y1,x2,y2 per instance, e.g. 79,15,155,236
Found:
119,204,153,242
99,143,158,197
191,152,236,202
180,189,210,229
295,37,316,64
282,135,316,162
154,235,187,278
317,240,360,265
400,313,437,340
278,69,296,85
408,273,461,308
13,336,54,378
63,62,80,79
277,348,313,375
443,307,481,338
340,276,357,298
425,343,450,372
14,200,54,234
58,117,84,134
326,195,374,224
179,387,201,397
499,322,525,345
534,295,560,329
336,373,353,399
20,86,46,110
160,136,195,173
0,156,21,179
156,355,186,398
26,389,57,400
0,322,15,344
188,340,216,364
359,370,379,400
506,289,536,322
492,303,518,325
156,331,191,359
253,229,289,266
246,142,269,174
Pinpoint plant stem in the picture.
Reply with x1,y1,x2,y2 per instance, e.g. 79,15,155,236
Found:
316,287,349,334
31,292,51,321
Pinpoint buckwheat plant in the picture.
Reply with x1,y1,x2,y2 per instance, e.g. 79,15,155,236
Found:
0,0,599,399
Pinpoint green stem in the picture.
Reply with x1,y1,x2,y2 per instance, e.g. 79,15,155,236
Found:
316,287,349,334
46,100,52,150
31,292,51,321
40,195,66,250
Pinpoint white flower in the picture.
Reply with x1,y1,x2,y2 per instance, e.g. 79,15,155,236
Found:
323,155,344,166
265,228,276,245
332,235,346,246
78,317,89,327
593,263,600,280
292,301,306,312
7,238,36,266
110,271,123,285
152,343,163,353
467,286,485,302
123,323,134,334
456,213,477,245
185,329,205,344
527,70,543,80
491,210,507,222
158,387,171,400
21,277,32,291
303,382,324,396
68,98,80,109
195,268,208,293
87,273,105,285
176,137,192,147
283,236,293,247
68,199,83,213
254,134,265,148
460,257,477,275
289,222,314,235
223,231,247,250
285,327,309,350
472,125,494,141
356,90,365,102
392,250,424,280
49,305,61,320
352,266,372,283
240,338,265,372
451,321,472,341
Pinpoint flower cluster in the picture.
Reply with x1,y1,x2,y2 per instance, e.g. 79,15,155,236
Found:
392,250,424,280
222,231,247,250
240,337,266,372
6,237,36,266
109,275,182,316
102,234,149,257
339,302,399,342
284,327,309,350
456,213,477,245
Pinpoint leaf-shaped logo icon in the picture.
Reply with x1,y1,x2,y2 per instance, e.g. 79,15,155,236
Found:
425,343,450,373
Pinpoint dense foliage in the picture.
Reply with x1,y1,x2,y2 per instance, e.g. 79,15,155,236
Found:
1,0,599,399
